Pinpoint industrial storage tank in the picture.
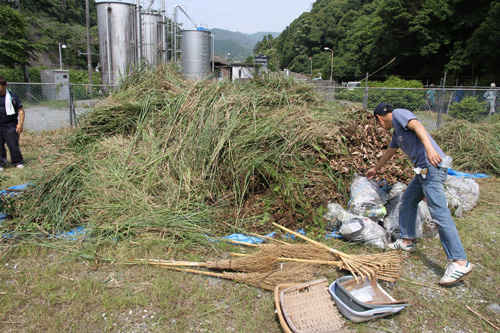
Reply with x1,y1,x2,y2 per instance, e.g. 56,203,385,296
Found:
142,12,161,66
179,29,212,79
96,0,139,85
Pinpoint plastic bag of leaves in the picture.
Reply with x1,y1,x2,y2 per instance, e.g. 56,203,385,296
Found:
337,210,390,249
324,202,346,231
444,176,480,218
348,175,388,221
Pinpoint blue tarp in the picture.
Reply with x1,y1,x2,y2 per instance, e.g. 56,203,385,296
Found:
447,168,489,178
1,184,90,240
209,228,343,246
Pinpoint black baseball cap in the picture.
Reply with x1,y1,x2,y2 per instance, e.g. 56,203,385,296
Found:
373,103,393,116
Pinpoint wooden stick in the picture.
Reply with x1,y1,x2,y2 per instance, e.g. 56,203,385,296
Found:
367,300,410,305
248,232,291,245
141,260,208,267
399,278,444,291
214,238,260,247
278,257,341,266
217,220,291,245
162,266,223,277
272,222,345,257
466,305,500,330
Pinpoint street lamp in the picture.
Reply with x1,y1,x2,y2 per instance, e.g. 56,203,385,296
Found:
226,52,230,61
324,47,333,82
59,42,67,70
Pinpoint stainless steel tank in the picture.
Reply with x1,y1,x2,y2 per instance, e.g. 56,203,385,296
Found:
179,29,212,79
142,12,161,66
96,0,138,85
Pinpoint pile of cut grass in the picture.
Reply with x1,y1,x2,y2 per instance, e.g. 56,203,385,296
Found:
433,114,500,175
6,65,348,242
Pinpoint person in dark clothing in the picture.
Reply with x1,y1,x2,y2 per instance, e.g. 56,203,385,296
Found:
0,76,25,170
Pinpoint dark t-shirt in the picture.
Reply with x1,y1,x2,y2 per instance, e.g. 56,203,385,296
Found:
0,91,23,127
388,108,444,168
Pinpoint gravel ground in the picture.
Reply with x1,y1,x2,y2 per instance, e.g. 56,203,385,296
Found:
23,100,100,132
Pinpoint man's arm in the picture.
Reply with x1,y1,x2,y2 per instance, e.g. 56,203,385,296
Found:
406,119,441,166
16,107,25,133
366,147,398,179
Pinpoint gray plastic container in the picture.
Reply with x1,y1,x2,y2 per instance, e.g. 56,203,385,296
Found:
329,276,407,322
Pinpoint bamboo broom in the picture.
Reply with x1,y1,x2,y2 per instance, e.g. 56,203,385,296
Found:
277,257,402,282
159,264,320,291
138,244,281,272
272,222,403,281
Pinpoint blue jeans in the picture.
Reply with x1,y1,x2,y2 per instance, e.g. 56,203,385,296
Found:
398,165,467,261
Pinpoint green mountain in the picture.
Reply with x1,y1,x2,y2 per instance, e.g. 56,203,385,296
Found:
211,28,280,61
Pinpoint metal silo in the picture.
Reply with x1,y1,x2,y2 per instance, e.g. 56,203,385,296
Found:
142,12,161,66
96,0,139,85
179,29,212,80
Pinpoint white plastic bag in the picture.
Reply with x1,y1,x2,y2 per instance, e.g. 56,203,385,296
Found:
324,202,346,231
445,176,480,212
348,175,387,220
338,210,389,249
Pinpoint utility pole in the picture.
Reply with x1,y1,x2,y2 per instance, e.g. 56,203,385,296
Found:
324,47,333,82
85,0,93,84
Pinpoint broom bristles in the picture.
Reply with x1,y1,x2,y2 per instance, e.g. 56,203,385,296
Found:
207,244,281,272
161,263,320,290
223,263,321,290
278,243,339,261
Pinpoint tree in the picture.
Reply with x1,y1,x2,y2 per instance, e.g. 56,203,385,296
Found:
0,4,34,68
253,0,500,83
465,1,500,81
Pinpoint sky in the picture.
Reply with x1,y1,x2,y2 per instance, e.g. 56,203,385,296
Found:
148,0,313,34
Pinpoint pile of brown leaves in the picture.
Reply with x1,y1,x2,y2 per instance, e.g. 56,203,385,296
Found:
329,108,414,186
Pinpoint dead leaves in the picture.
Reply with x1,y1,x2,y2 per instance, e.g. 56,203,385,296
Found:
329,109,413,185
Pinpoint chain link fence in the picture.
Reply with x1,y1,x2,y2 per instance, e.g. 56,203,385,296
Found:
8,83,114,132
315,84,499,130
9,82,499,132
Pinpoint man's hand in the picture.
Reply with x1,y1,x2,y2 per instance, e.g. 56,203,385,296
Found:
17,108,25,134
366,147,398,179
366,167,377,180
426,147,442,167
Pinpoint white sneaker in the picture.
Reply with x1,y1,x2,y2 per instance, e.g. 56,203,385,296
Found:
387,238,416,252
16,164,24,169
0,166,4,171
439,261,473,286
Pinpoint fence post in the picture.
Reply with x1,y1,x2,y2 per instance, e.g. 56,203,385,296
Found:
436,72,447,128
69,84,74,127
363,72,369,109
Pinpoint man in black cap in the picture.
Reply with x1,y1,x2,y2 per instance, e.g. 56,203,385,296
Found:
0,76,25,170
366,103,472,286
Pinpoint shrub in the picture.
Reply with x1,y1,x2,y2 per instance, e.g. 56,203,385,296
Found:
448,96,488,122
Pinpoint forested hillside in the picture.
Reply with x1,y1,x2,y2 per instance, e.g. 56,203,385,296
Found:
211,29,279,61
255,0,500,85
0,0,100,79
